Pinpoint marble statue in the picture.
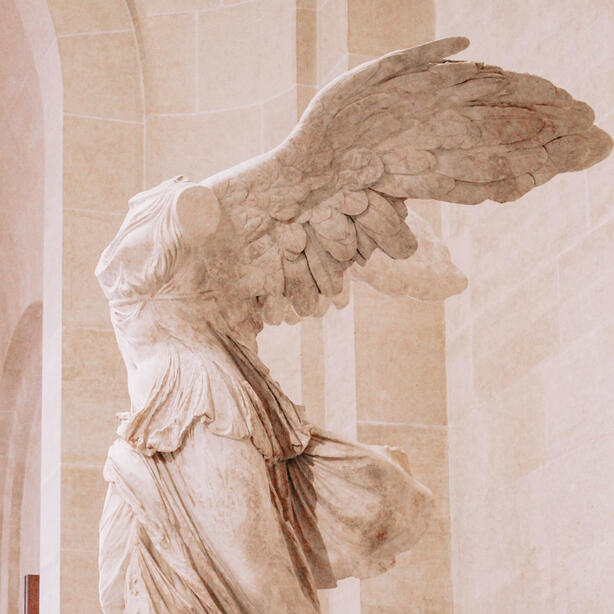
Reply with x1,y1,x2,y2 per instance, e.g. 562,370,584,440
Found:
95,38,611,613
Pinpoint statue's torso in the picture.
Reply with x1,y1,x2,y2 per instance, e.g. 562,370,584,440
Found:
95,178,309,459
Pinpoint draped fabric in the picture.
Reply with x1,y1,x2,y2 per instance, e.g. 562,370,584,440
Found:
114,327,312,461
99,425,433,613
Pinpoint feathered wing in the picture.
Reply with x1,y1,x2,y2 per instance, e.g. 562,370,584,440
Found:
348,207,468,301
203,36,612,328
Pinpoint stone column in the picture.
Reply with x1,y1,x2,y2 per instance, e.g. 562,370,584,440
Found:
348,2,453,612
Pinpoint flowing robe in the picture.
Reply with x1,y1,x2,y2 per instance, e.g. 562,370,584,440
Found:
96,178,434,613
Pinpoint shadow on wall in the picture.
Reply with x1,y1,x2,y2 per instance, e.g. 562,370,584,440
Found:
0,302,42,614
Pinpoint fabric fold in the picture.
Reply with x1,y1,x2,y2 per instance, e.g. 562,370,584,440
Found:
116,331,312,461
100,425,433,613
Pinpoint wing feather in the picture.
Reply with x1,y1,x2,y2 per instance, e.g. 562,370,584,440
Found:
436,144,549,183
303,225,349,296
373,173,456,199
201,36,612,329
282,253,319,316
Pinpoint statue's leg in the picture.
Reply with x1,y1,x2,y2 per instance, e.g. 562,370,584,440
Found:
99,426,322,613
99,484,133,613
172,422,322,613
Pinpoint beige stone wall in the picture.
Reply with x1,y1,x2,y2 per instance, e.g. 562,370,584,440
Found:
438,2,614,612
133,0,296,186
296,0,348,116
44,3,143,611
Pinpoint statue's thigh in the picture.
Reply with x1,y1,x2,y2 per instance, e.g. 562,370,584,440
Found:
175,423,319,610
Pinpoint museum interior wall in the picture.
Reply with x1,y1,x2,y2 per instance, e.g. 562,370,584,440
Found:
0,0,50,612
438,1,614,612
0,0,612,613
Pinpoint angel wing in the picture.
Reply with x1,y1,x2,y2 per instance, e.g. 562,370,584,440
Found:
200,36,612,331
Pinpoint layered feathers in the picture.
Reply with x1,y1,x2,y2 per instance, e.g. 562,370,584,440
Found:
203,37,612,326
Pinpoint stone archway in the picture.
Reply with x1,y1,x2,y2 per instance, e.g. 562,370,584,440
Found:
0,302,42,614
2,0,61,611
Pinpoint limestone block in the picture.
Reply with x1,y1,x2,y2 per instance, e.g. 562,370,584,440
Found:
445,327,474,425
538,435,614,561
197,4,261,111
59,33,142,121
137,12,196,114
542,322,614,459
448,409,490,507
262,87,298,152
60,548,102,614
559,272,614,347
300,317,325,426
317,0,347,84
322,299,357,439
443,232,473,336
361,529,453,613
472,266,558,359
552,534,614,614
62,325,126,387
480,371,548,486
61,464,107,552
355,285,446,425
468,176,586,311
146,107,261,185
132,0,220,16
259,0,296,100
63,116,143,213
63,209,125,328
62,380,129,465
348,0,435,57
473,309,559,400
558,216,614,300
48,0,132,35
0,1,42,109
0,411,12,437
557,182,614,348
2,79,44,176
297,7,317,86
588,113,614,226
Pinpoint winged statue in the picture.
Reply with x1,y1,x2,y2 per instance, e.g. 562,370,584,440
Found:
95,37,612,613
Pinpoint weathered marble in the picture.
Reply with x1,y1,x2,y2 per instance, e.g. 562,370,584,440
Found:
97,38,611,612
